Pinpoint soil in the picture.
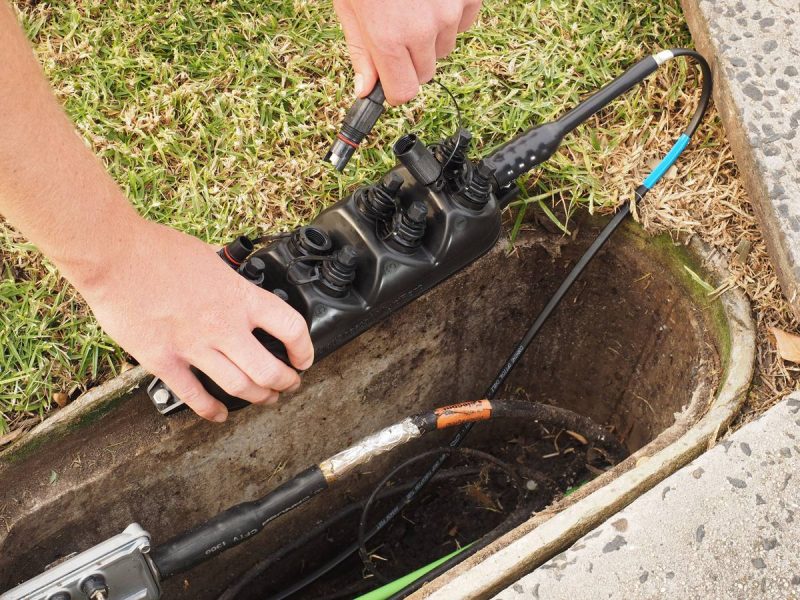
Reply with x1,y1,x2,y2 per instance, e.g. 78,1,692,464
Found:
234,418,619,600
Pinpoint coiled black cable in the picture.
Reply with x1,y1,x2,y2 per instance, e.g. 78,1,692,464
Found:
216,467,481,600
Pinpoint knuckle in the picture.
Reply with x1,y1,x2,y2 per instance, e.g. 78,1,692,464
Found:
418,67,435,84
179,388,215,419
348,42,370,59
146,349,179,373
250,361,279,388
179,385,201,405
281,311,308,344
441,4,462,26
271,366,298,391
224,373,251,397
251,390,279,405
408,27,436,47
374,31,405,50
390,84,419,105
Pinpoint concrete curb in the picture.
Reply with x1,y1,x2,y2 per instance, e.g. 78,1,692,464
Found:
494,393,800,599
681,0,800,321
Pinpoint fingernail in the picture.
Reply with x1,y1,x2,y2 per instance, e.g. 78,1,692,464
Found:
288,380,301,394
354,73,364,96
213,412,228,423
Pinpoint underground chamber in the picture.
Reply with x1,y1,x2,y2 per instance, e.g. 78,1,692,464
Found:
0,217,753,599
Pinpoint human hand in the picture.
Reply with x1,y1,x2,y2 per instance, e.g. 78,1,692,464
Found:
75,220,314,422
333,0,482,105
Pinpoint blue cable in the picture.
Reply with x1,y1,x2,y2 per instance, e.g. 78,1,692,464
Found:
642,133,691,190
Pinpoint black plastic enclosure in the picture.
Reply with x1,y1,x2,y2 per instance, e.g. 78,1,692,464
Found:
151,136,503,413
256,165,501,359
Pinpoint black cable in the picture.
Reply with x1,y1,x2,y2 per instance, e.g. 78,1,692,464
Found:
151,467,328,579
285,254,333,286
357,447,523,583
486,49,712,189
669,49,712,137
429,79,463,181
384,49,713,600
216,467,481,600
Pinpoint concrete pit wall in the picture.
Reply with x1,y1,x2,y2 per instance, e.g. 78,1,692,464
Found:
0,218,750,599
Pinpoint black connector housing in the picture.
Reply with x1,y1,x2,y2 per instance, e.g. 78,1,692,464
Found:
156,133,502,413
393,134,442,186
217,235,254,268
325,83,386,171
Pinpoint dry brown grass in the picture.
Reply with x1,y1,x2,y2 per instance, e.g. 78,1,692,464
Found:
583,90,800,419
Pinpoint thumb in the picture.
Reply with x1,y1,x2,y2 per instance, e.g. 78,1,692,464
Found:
333,0,378,97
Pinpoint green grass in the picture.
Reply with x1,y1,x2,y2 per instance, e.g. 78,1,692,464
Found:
1,0,693,431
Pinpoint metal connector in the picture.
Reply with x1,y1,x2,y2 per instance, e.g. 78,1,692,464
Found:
1,524,160,600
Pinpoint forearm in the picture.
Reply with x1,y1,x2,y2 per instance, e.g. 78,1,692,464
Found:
0,2,143,287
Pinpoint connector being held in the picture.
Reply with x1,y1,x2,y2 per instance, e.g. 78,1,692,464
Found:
325,82,386,171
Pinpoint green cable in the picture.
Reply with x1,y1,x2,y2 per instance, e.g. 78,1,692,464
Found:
353,543,475,600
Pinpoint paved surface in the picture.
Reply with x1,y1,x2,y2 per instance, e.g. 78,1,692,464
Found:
494,394,800,599
681,0,800,320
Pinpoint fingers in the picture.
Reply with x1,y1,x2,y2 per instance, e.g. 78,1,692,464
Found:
193,349,279,405
249,289,314,371
433,2,463,58
334,0,378,97
219,332,300,396
371,45,420,105
434,24,458,59
160,364,229,423
409,41,437,85
458,1,482,32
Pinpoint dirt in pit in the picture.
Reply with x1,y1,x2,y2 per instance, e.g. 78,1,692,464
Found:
232,418,620,600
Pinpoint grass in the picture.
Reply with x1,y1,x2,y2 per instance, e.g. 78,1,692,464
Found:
0,0,741,433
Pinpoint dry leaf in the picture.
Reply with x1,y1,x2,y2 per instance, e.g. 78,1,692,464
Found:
53,392,70,408
0,429,23,447
463,482,499,511
769,327,800,363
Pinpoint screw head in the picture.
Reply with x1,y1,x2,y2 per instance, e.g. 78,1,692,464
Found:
382,172,404,194
337,245,359,267
153,388,171,407
406,200,428,223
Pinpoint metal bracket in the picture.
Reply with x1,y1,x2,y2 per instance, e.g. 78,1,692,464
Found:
1,523,161,600
147,377,184,415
